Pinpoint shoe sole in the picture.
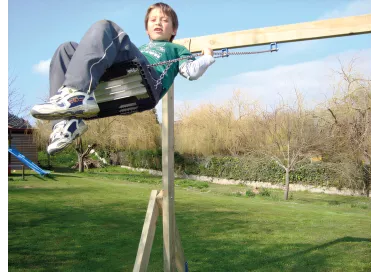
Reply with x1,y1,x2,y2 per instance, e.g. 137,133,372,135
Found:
48,125,89,155
31,108,99,120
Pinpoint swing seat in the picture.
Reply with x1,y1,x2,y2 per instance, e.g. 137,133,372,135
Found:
85,59,161,120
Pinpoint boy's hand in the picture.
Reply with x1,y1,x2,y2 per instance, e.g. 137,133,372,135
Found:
201,47,213,56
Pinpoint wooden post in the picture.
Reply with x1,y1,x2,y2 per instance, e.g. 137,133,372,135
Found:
162,85,176,271
133,190,160,272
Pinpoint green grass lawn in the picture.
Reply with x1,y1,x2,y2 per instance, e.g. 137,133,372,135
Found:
8,167,371,271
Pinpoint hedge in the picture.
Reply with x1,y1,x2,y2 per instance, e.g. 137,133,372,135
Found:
38,149,369,191
118,150,349,188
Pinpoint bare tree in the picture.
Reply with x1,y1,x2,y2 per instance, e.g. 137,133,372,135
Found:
8,72,31,127
315,59,371,195
9,74,23,115
257,90,321,200
75,138,96,172
174,91,262,156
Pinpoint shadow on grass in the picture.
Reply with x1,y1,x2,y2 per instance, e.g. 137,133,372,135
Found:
8,199,153,271
49,166,78,174
172,205,371,272
9,172,82,181
8,180,371,272
9,197,371,272
45,173,87,180
8,187,95,196
9,173,48,181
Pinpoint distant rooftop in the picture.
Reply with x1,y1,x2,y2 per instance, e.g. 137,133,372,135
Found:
8,112,32,130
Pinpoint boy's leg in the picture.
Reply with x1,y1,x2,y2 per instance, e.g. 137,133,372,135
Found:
47,41,89,155
49,41,78,98
49,41,78,127
31,20,147,120
63,19,147,93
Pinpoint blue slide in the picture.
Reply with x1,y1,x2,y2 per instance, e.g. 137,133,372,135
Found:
8,147,50,176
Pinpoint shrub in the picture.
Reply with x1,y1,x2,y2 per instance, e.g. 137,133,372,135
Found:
55,148,368,192
176,179,209,189
245,190,255,197
259,188,272,197
38,150,77,168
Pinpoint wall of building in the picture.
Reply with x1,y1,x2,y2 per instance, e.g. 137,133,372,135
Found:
9,130,38,169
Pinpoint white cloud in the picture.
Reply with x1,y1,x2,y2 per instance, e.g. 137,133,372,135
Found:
319,0,371,20
177,49,370,111
32,59,51,75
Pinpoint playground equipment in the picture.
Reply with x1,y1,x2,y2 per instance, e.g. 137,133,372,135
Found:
132,14,370,272
8,147,50,176
28,13,371,271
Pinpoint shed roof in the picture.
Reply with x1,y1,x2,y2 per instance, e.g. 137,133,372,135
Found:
8,112,32,130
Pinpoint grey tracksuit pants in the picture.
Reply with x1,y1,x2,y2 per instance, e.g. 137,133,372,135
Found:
49,20,150,126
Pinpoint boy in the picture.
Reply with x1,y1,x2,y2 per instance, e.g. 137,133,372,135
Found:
31,2,215,155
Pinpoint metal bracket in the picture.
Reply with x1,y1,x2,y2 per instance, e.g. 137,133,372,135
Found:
270,42,279,52
221,48,229,57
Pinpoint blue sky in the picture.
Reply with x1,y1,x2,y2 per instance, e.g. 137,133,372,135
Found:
8,0,371,123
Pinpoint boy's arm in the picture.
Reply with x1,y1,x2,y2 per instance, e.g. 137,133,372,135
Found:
179,48,215,80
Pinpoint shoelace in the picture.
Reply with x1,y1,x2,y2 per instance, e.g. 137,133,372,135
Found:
49,87,77,103
49,94,62,103
50,122,67,143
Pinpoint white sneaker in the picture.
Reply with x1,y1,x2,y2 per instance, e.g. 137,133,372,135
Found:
49,86,66,103
47,119,88,155
31,86,100,120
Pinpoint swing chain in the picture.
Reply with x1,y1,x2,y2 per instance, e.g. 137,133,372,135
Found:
149,42,279,90
147,42,278,68
153,62,173,89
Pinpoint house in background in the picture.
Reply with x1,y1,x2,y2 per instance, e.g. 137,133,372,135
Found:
8,113,38,170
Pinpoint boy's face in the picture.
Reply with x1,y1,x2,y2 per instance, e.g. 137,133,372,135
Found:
146,8,176,41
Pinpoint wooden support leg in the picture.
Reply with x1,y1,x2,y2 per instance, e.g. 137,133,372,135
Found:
157,190,187,272
133,190,160,272
175,223,187,272
133,189,188,271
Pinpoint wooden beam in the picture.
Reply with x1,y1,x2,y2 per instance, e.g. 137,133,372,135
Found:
133,190,160,272
174,14,371,52
162,85,176,271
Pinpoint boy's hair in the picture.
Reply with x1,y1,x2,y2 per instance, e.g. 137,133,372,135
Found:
144,2,178,42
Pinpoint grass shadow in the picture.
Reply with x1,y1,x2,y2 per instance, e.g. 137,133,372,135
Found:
48,166,78,174
8,175,371,271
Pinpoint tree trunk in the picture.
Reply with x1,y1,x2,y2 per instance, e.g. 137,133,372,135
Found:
44,143,51,168
363,163,371,197
78,154,84,172
75,138,84,173
47,144,51,168
284,168,290,200
75,137,96,173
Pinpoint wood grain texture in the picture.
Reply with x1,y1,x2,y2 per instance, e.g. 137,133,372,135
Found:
174,14,371,52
